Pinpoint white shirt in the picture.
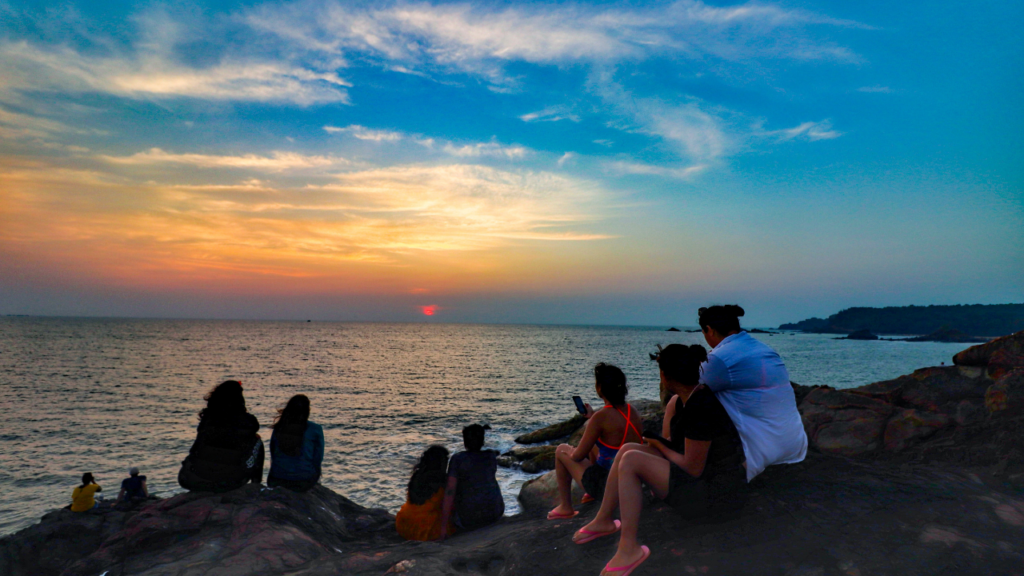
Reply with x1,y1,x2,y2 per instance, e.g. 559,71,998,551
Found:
699,331,807,481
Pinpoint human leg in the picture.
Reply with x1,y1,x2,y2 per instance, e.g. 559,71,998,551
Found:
575,443,661,542
550,444,590,517
601,450,670,574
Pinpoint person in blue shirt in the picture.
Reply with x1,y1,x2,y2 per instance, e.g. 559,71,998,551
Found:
267,394,325,492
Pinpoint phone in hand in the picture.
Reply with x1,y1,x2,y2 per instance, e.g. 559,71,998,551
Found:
572,395,587,415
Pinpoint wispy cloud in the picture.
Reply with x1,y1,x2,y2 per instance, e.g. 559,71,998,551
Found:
557,152,577,167
248,0,868,86
441,141,529,159
606,161,706,179
323,124,404,141
765,120,842,142
858,85,892,93
520,106,581,123
100,148,350,171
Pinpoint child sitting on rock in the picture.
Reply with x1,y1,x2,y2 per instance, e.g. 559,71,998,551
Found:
439,424,504,538
395,446,455,541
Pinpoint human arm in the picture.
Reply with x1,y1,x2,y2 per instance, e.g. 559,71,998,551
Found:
312,426,325,473
116,488,125,503
439,476,457,540
662,395,679,441
141,480,149,498
570,412,604,461
646,438,711,478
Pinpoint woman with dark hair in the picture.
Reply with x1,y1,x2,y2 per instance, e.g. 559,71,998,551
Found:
572,344,746,575
547,363,644,521
439,424,504,538
267,394,324,492
395,446,455,541
697,305,806,481
71,473,102,512
177,380,264,493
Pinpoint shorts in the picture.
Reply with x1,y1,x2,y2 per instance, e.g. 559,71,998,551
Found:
580,464,610,500
665,464,746,519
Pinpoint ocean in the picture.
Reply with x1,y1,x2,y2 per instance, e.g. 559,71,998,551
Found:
0,317,970,535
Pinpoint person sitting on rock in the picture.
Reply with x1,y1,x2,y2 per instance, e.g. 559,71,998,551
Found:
572,344,746,575
547,363,644,520
395,446,456,541
696,305,807,482
267,394,324,492
115,467,148,505
70,473,102,512
177,380,264,493
439,424,504,538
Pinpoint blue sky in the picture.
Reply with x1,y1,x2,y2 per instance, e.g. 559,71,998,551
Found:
0,0,1021,326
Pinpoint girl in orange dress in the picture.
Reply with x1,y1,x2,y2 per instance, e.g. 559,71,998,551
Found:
395,446,456,541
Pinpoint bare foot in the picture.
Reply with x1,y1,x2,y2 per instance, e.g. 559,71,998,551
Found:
573,517,618,543
601,544,646,575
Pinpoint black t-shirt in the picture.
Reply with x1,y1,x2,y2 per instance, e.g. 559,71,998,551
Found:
447,450,504,527
669,385,743,478
121,475,146,499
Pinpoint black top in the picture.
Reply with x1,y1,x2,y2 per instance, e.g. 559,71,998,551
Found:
188,413,261,481
669,385,743,478
447,450,504,528
121,475,146,499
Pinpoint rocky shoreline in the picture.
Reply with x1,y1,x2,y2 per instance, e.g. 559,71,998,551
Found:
3,332,1022,575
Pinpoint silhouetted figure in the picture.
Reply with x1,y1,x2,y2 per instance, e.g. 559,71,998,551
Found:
116,467,148,504
267,394,324,492
178,380,264,492
395,446,454,541
440,424,504,538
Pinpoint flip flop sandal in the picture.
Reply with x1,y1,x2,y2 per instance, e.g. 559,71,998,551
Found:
547,509,580,520
581,493,596,504
601,545,650,576
573,519,621,544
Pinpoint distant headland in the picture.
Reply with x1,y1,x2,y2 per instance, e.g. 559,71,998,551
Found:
779,303,1024,337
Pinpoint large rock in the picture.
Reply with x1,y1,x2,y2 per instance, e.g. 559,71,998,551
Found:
0,504,134,576
516,471,584,513
883,409,951,452
852,366,991,413
954,330,1024,378
985,367,1024,417
514,415,584,444
800,388,894,456
56,484,396,576
498,446,559,473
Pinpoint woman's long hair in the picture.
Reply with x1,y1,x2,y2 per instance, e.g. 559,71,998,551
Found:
272,394,311,457
198,380,247,424
407,446,449,505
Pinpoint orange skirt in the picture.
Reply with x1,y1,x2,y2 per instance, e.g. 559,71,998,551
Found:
395,488,456,541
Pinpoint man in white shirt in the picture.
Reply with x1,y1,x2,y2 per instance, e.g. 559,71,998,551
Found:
698,305,807,481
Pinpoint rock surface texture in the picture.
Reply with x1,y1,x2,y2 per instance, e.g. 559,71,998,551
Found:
3,333,1023,576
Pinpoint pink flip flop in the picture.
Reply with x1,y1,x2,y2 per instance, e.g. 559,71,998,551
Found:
573,519,621,544
581,493,596,504
547,509,580,520
602,545,650,576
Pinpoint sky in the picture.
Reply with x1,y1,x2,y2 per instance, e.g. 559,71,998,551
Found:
0,0,1021,327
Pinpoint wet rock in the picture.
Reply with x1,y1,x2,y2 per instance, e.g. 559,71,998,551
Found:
954,330,1024,379
884,409,951,452
516,470,584,513
498,446,558,473
514,415,585,444
521,451,557,473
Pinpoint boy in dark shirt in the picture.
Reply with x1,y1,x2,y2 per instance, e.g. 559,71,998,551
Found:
116,467,148,504
440,424,504,538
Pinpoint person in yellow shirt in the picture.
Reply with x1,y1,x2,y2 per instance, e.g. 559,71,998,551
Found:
71,473,102,512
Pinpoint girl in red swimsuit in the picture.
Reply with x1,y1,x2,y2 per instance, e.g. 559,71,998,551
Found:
547,363,644,520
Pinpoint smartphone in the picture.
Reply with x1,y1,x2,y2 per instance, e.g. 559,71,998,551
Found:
572,395,587,415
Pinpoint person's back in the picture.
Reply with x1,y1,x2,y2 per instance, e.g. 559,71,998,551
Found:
178,380,264,492
71,473,101,512
396,446,454,541
697,306,807,481
267,394,323,492
121,468,147,501
448,448,504,531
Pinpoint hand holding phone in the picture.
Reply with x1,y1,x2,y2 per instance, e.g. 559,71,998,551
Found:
572,395,587,415
643,432,671,447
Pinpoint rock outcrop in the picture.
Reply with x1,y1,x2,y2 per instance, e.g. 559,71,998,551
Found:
800,330,1024,477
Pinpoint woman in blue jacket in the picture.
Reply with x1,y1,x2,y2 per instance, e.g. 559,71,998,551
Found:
267,394,325,492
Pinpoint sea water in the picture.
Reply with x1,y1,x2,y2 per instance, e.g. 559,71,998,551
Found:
0,318,969,535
